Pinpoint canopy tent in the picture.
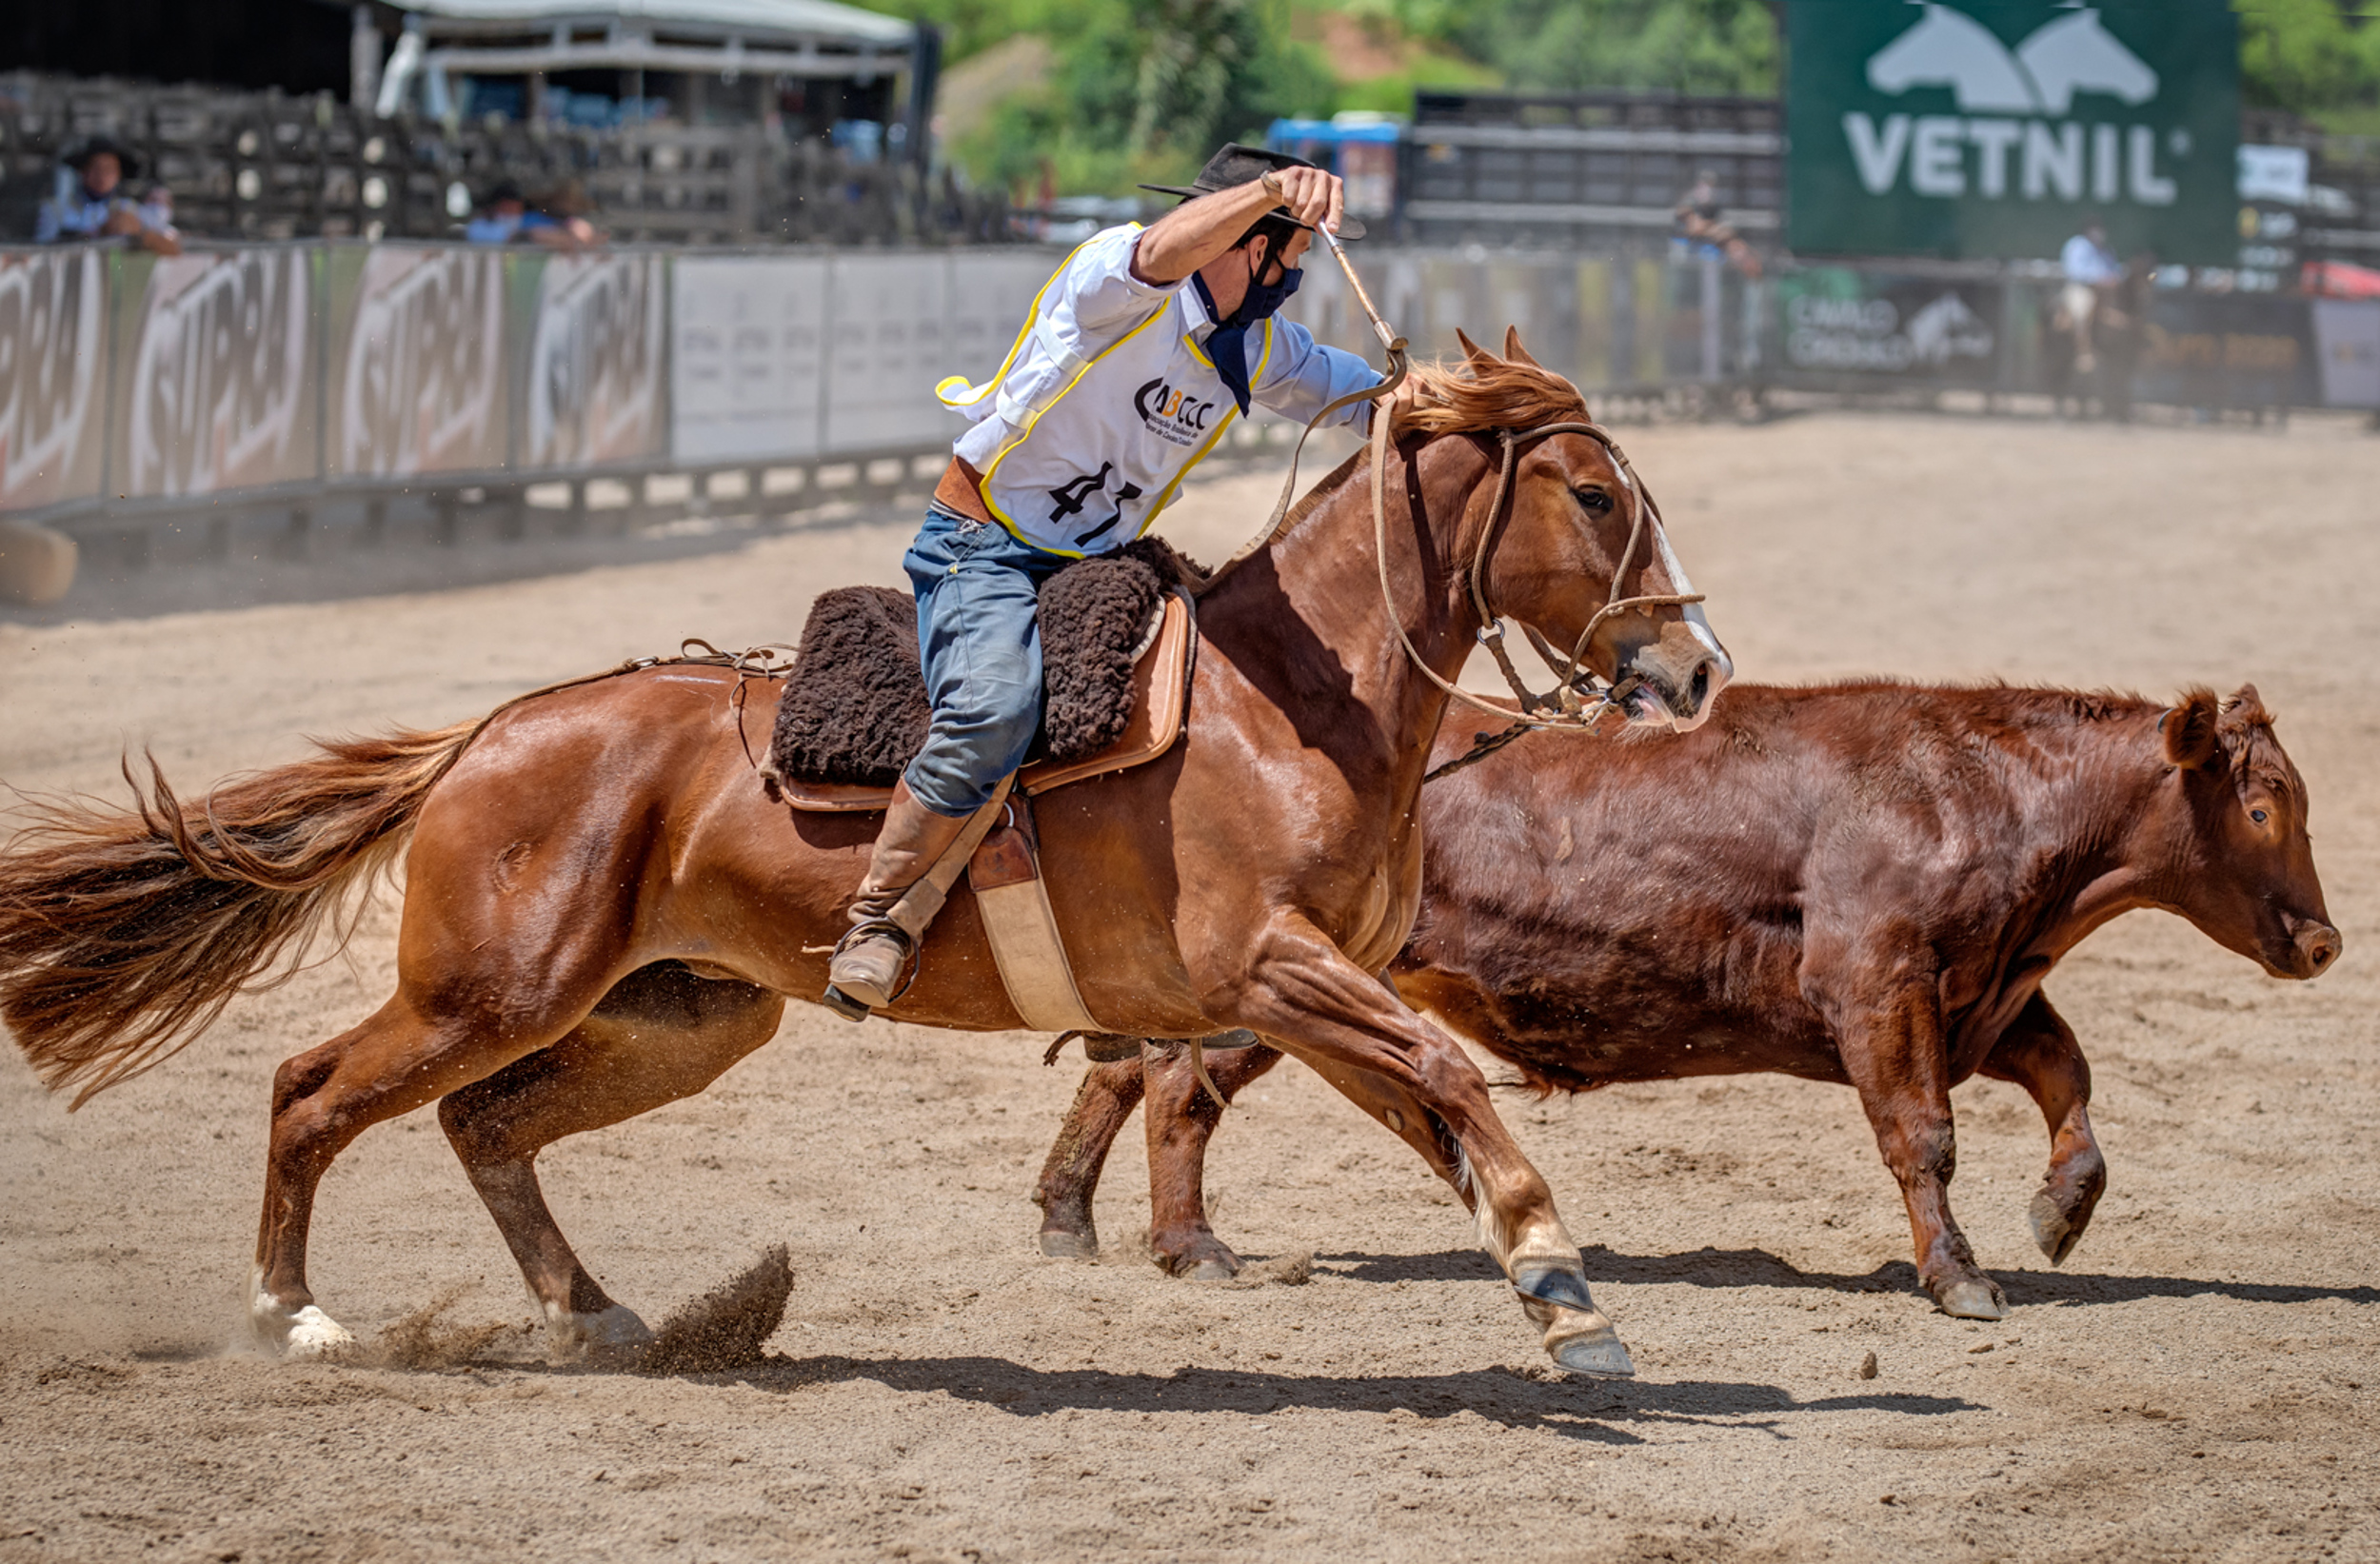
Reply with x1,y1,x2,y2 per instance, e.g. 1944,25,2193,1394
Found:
367,0,922,121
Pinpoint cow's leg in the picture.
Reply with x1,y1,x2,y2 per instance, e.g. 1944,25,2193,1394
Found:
1140,1040,1285,1278
437,964,784,1362
1980,993,2105,1266
1032,1056,1147,1259
1812,964,2005,1320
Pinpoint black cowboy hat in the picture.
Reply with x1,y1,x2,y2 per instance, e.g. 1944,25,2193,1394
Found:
1139,142,1365,241
64,135,142,180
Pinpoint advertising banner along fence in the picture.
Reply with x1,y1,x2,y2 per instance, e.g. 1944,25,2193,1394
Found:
0,248,108,512
4,237,2369,529
325,246,510,480
1787,1,2239,265
112,247,319,499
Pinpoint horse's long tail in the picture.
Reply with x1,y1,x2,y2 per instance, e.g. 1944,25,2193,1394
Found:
0,722,482,1108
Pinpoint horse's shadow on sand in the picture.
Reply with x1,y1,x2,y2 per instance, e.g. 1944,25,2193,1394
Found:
1320,1246,2380,1309
720,1355,1975,1443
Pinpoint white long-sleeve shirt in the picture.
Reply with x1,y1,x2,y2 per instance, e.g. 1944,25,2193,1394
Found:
937,224,1380,556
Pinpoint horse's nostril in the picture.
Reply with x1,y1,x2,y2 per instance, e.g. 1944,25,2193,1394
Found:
1689,663,1711,710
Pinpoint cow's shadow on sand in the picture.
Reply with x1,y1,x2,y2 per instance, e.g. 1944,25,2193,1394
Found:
1319,1246,2380,1309
722,1354,1975,1443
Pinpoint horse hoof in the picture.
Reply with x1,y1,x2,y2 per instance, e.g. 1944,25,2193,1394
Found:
2029,1189,2083,1265
279,1304,359,1360
1187,1259,1238,1282
1935,1279,2008,1321
1513,1265,1597,1315
547,1303,655,1366
1039,1230,1099,1260
1547,1322,1636,1379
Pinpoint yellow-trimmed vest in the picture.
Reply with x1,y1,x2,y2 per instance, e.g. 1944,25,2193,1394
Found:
935,224,1378,556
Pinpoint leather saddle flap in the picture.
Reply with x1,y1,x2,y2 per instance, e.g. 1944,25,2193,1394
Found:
777,589,1194,813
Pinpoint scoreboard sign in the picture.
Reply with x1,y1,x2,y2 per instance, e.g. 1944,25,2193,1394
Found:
1786,2,2238,265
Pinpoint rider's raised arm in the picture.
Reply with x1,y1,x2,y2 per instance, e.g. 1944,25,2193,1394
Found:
1132,167,1342,286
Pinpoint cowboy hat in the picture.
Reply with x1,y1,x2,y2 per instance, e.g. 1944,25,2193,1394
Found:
65,135,143,180
1140,143,1366,241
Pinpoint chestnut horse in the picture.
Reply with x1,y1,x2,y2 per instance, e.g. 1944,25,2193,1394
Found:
1033,683,2340,1319
0,333,1730,1376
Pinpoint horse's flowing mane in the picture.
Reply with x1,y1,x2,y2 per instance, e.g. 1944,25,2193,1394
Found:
1265,329,1603,545
1392,332,1595,438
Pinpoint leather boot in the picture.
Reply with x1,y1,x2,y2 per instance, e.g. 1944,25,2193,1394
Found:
825,780,974,1013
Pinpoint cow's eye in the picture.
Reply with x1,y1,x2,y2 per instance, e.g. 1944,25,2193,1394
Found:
1573,487,1614,516
2251,808,2270,825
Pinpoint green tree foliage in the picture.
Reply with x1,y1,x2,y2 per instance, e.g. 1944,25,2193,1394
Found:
2238,0,2380,122
864,0,1330,192
1390,0,1777,96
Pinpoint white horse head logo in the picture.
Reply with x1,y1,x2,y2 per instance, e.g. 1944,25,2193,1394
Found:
1866,3,2157,116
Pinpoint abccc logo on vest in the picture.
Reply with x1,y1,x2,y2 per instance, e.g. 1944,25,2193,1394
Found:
1786,2,2238,266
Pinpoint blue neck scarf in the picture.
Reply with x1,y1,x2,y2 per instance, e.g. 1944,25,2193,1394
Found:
1193,260,1303,417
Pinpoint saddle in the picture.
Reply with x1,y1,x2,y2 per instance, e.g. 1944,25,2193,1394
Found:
764,539,1197,811
763,541,1199,1038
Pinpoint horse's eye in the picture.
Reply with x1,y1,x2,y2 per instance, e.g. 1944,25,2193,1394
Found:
2251,808,2270,825
1573,487,1614,516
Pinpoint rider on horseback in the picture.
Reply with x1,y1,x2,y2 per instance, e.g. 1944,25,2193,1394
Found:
824,144,1395,1016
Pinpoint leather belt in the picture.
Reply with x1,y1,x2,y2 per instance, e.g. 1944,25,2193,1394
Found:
933,457,996,525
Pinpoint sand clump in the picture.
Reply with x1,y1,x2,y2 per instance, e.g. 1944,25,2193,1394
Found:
639,1245,794,1375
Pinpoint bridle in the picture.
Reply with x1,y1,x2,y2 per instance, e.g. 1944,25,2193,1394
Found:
1393,410,1704,733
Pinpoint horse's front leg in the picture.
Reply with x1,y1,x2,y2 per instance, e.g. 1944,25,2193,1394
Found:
1980,993,2105,1266
1193,911,1632,1376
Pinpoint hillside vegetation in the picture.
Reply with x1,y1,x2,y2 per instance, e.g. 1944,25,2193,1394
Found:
863,0,2380,196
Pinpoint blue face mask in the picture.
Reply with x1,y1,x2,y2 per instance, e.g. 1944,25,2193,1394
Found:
1198,247,1304,417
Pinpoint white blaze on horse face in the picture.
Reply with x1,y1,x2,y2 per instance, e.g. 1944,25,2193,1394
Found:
1649,514,1733,683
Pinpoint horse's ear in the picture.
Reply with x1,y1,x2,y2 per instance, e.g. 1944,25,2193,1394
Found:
1455,328,1497,366
1503,327,1541,367
2161,688,2220,770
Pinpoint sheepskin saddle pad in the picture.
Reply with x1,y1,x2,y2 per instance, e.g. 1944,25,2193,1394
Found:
767,537,1190,793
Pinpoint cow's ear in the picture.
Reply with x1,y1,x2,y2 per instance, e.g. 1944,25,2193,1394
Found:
2162,688,2220,770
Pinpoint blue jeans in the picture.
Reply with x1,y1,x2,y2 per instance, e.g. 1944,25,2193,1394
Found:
902,507,1072,818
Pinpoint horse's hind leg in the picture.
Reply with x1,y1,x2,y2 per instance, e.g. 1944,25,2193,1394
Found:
1980,994,2104,1266
437,962,784,1362
256,997,572,1356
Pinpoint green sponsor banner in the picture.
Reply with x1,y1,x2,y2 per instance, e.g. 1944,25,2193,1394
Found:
1787,1,2238,265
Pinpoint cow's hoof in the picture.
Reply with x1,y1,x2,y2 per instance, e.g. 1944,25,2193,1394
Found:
2029,1189,2084,1265
1547,1322,1636,1379
1155,1234,1243,1280
1039,1229,1099,1260
1935,1279,2008,1320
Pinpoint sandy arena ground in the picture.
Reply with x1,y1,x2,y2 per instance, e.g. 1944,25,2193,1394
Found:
1,410,2374,1563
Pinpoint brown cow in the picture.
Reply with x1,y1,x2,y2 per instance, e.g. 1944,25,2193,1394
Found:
1034,682,2340,1320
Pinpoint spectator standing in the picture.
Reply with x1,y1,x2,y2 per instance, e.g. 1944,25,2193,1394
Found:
35,136,181,254
2059,217,2122,373
1671,168,1761,279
